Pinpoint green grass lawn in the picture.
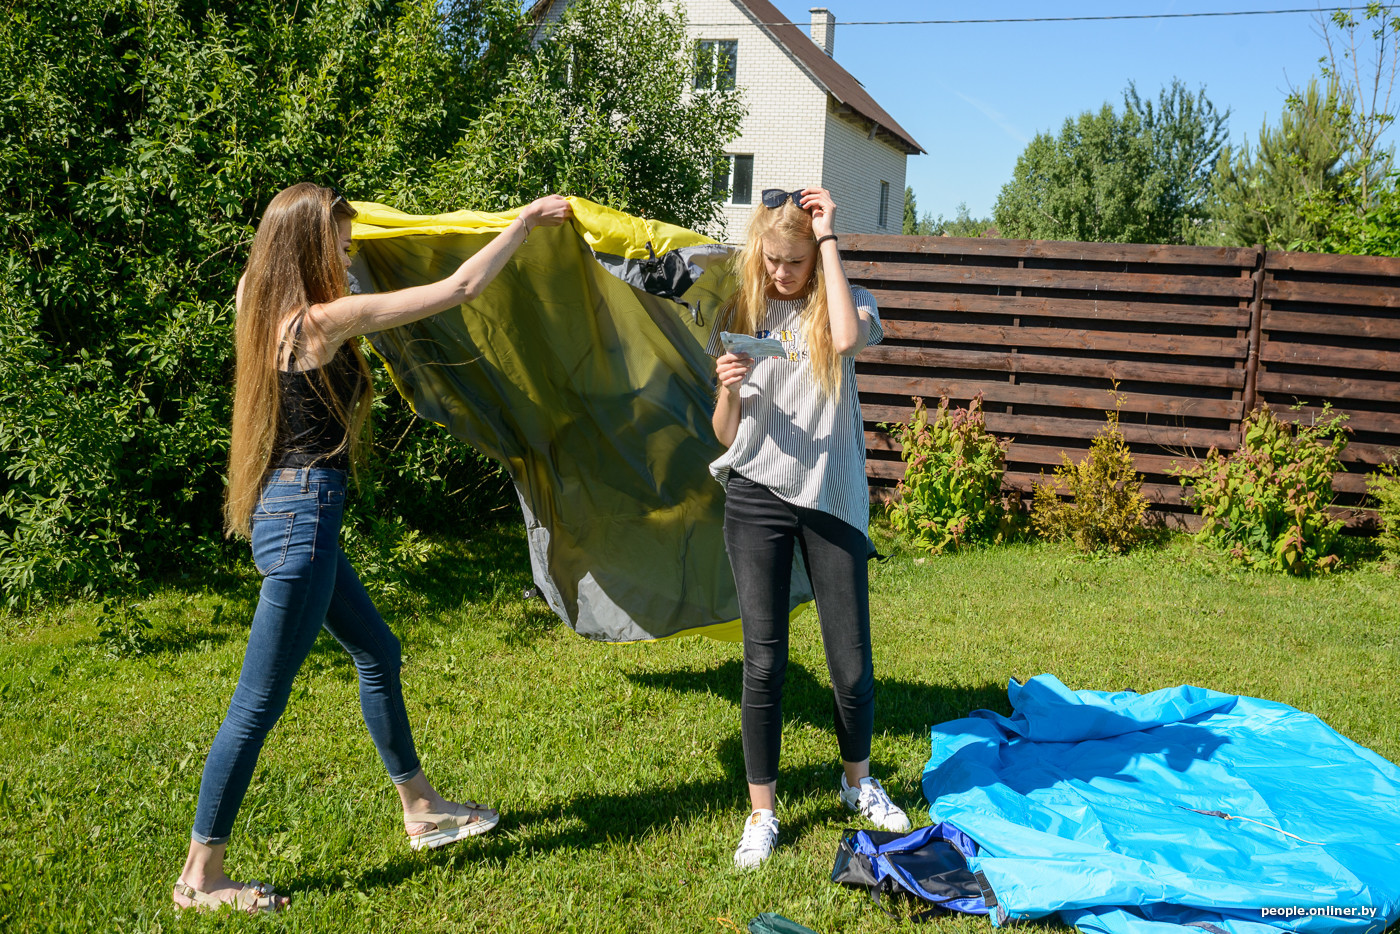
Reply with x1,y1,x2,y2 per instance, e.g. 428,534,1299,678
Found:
2,522,1399,933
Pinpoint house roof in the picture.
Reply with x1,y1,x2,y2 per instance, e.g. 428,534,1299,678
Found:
527,0,925,155
728,0,924,154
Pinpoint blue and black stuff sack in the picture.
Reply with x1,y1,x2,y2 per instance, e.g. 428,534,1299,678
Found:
830,823,995,921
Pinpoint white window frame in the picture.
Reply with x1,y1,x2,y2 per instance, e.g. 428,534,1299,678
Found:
714,154,754,206
694,39,738,91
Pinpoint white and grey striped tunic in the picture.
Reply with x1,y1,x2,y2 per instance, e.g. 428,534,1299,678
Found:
707,285,883,536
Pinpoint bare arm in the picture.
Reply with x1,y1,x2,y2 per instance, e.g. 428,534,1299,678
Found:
311,194,572,344
821,239,871,356
801,188,870,356
712,352,753,447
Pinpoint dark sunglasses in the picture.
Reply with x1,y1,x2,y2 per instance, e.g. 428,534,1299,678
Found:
761,188,807,209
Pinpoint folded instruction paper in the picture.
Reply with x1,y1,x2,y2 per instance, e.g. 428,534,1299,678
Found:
720,331,787,358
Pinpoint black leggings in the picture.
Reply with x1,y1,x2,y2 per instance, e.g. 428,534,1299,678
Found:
723,474,874,785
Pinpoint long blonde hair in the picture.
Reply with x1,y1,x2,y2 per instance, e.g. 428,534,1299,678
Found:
724,198,841,395
224,183,371,538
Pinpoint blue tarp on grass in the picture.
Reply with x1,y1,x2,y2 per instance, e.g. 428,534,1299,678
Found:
922,675,1400,934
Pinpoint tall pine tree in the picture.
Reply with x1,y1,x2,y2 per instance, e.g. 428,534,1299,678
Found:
1206,79,1353,249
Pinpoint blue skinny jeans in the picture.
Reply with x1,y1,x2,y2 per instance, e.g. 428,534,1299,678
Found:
191,468,421,845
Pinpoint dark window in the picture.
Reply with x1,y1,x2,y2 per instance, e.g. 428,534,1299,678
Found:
714,155,754,205
713,156,730,198
878,181,890,228
731,154,753,205
695,39,738,90
717,41,738,89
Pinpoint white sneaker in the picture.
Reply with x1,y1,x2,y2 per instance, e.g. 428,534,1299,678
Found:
733,809,779,869
839,775,911,832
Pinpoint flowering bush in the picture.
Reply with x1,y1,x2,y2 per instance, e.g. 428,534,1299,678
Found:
884,395,1013,554
1174,406,1348,574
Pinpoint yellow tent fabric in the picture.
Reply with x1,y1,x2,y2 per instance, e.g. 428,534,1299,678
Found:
348,197,812,643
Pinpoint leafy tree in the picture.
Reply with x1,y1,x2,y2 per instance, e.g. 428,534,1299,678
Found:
902,191,992,238
994,80,1227,244
1270,6,1400,255
994,103,1154,242
2,0,512,603
1316,2,1400,211
1209,7,1400,254
928,202,995,238
1206,79,1354,249
0,0,742,603
1294,174,1400,254
1125,79,1230,243
423,0,745,234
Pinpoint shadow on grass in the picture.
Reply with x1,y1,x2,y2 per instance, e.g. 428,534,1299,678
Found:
286,665,1013,899
626,659,1012,742
274,664,1232,905
161,595,263,654
396,523,536,609
83,589,262,660
286,747,898,900
293,522,554,672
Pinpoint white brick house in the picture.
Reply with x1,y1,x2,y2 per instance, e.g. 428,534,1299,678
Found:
529,0,924,240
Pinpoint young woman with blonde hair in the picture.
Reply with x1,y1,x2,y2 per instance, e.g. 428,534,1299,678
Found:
709,187,909,869
173,183,572,912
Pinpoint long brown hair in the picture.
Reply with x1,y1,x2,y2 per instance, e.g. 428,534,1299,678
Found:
723,199,841,395
224,183,371,538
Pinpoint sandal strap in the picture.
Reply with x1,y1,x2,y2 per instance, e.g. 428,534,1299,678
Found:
409,803,493,833
175,878,282,913
238,880,278,912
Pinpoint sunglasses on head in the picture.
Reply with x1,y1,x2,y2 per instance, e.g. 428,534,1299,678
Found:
761,188,806,209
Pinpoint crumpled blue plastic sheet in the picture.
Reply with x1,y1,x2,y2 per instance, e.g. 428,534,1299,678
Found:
923,674,1400,934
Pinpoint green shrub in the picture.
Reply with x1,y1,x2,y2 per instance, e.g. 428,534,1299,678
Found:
884,395,1013,554
1174,405,1348,574
95,599,154,660
0,0,741,606
1367,459,1400,563
341,507,436,610
1031,405,1150,553
0,0,519,605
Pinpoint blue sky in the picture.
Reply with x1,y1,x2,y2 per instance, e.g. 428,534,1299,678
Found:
753,2,1381,222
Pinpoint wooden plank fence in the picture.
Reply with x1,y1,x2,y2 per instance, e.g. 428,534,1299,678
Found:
843,234,1400,528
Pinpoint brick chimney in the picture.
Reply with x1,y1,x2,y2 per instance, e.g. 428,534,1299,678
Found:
810,7,835,56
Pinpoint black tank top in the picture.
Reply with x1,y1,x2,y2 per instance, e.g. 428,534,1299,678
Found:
270,328,365,470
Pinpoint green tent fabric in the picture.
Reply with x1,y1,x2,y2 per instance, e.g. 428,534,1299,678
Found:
347,198,812,643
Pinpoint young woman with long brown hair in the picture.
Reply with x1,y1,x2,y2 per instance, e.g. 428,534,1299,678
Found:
709,187,909,870
173,183,572,912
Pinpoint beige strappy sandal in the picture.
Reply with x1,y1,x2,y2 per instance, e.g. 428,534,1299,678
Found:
407,800,500,850
172,879,286,913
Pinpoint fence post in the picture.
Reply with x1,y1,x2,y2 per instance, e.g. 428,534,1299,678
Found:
1239,245,1267,436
